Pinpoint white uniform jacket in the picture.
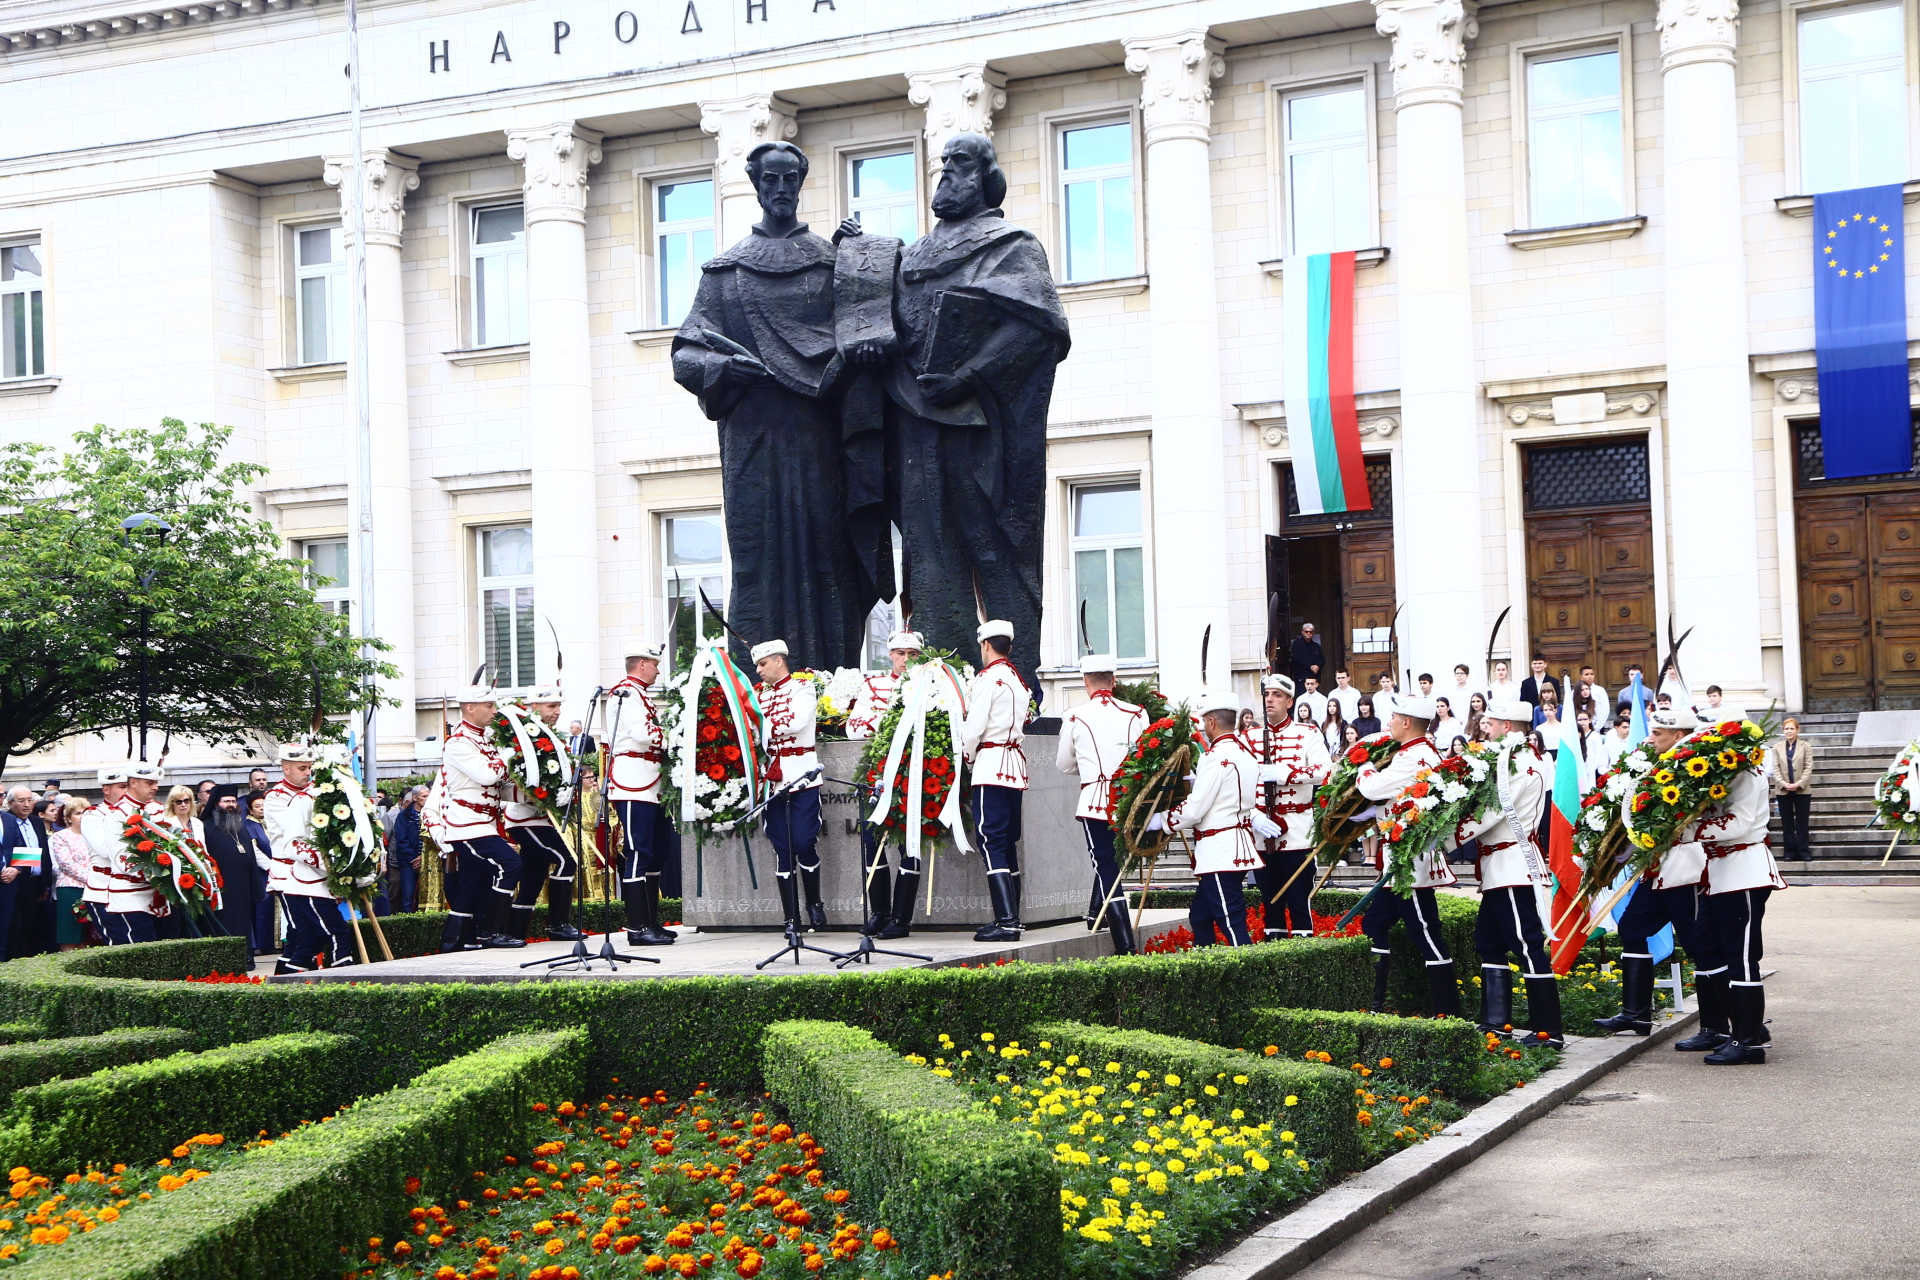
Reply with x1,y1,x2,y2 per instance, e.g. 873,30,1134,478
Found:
961,659,1030,789
79,796,125,905
1357,736,1458,890
99,794,167,915
845,671,900,740
760,674,822,789
438,718,510,840
504,716,561,830
264,778,333,899
1244,718,1333,852
1683,768,1784,895
1170,733,1261,875
1055,690,1147,821
1445,737,1552,892
603,675,665,804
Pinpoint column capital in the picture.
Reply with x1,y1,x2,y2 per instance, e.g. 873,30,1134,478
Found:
506,122,604,226
698,93,800,206
907,63,1007,173
1122,29,1225,146
1373,0,1478,110
321,150,420,248
1657,0,1739,72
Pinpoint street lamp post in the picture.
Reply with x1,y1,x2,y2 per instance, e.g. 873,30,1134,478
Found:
121,513,172,761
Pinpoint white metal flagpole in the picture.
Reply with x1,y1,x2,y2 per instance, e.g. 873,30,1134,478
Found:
347,0,377,784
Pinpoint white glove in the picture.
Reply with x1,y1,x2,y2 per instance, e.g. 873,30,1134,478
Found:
1145,812,1167,833
1182,774,1197,784
1249,811,1284,841
1258,764,1287,786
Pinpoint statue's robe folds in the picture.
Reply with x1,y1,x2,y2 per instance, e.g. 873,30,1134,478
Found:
885,213,1071,684
671,225,882,671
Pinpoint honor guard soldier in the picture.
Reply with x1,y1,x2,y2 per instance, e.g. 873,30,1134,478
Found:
604,643,675,946
1447,701,1562,1046
962,621,1031,942
1166,690,1261,946
847,631,921,739
264,743,357,972
754,640,828,930
505,686,582,943
102,762,168,945
79,766,128,940
1355,695,1462,1016
1054,654,1147,954
431,686,525,953
1247,674,1333,940
855,630,925,937
1592,707,1725,1050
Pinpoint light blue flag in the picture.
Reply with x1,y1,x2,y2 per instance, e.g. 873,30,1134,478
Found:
1599,674,1672,963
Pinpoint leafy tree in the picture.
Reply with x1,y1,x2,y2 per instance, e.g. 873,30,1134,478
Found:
0,419,392,775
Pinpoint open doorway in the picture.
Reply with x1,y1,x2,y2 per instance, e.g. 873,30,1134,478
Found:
1265,455,1397,690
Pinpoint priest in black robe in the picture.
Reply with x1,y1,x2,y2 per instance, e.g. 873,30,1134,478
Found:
670,141,884,671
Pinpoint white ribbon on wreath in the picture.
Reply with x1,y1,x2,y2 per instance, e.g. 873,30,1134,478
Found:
868,661,974,880
674,642,764,829
314,744,381,886
498,701,545,790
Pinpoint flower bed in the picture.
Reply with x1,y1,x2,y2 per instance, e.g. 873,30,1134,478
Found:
0,1131,247,1266
1140,907,1361,954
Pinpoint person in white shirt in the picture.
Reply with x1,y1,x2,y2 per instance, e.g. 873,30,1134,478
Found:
1486,660,1521,706
1055,654,1147,954
427,688,524,953
265,744,358,971
1429,696,1462,751
503,687,581,944
859,631,926,937
603,642,673,946
1297,677,1330,726
1167,689,1261,947
78,767,128,940
1328,669,1363,724
103,763,168,944
1246,674,1332,939
755,640,827,931
1450,664,1473,700
962,621,1031,941
1569,710,1608,795
847,631,921,740
1579,665,1608,719
1600,712,1635,768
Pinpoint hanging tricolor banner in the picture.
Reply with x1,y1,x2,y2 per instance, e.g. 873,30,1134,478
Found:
1283,250,1373,514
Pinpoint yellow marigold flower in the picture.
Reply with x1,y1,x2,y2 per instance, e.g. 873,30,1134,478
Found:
1280,1131,1295,1143
1284,1095,1298,1106
1164,1074,1181,1087
980,1032,995,1043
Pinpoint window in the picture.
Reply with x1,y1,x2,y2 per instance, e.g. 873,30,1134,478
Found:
1059,122,1136,281
1800,3,1906,193
1526,50,1624,228
1283,85,1371,254
302,539,350,617
472,204,527,347
294,225,346,365
477,525,535,687
662,512,726,672
1071,483,1148,660
655,180,715,329
848,152,919,243
1,242,45,379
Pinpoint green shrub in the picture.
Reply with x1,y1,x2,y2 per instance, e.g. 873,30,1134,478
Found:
61,937,250,981
8,1027,588,1280
370,899,682,959
0,1027,194,1097
0,1022,43,1046
1231,1007,1484,1098
0,1031,362,1172
1026,1021,1361,1174
763,1019,1060,1280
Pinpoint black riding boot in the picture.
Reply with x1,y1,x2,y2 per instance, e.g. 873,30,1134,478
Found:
1370,954,1394,1013
623,877,648,943
1675,969,1732,1051
1594,956,1654,1036
864,859,892,935
1107,894,1137,956
547,880,583,941
1477,966,1514,1034
974,875,1021,942
776,875,803,934
633,876,675,945
1426,962,1463,1018
480,893,527,949
798,865,827,931
1704,985,1768,1065
876,872,919,939
1522,976,1565,1048
437,911,467,955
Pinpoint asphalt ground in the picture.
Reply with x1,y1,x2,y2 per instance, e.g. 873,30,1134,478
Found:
1293,886,1920,1280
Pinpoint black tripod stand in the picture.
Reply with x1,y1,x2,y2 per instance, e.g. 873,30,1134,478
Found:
749,771,855,969
831,776,931,968
525,686,657,972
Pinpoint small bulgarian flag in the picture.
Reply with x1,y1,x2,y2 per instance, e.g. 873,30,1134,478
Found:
1283,251,1372,515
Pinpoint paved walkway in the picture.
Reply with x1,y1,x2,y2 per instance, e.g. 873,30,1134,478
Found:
1296,887,1920,1280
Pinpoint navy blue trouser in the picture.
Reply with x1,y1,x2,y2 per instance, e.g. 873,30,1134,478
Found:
1474,885,1552,978
613,800,666,882
764,788,823,878
1363,886,1453,965
101,909,159,946
1615,882,1712,964
1081,818,1126,926
972,785,1024,882
509,824,577,908
448,835,521,939
1699,886,1769,984
1254,848,1315,936
1190,870,1251,946
280,895,355,970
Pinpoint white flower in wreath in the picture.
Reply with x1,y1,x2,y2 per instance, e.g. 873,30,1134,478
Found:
333,804,351,819
1413,794,1439,812
546,759,562,775
312,812,330,829
1464,757,1489,782
1438,780,1468,803
341,829,359,846
1585,808,1608,831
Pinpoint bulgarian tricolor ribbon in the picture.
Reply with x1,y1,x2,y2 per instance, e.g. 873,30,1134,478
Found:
1282,250,1372,515
675,642,766,829
869,660,973,892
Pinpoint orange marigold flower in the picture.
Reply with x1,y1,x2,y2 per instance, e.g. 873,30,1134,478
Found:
643,1256,669,1275
405,1176,422,1194
545,1238,566,1256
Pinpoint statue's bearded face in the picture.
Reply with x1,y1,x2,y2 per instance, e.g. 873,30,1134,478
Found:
932,148,985,219
752,150,805,221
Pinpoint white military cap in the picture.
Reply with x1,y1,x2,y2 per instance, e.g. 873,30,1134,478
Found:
977,620,1014,643
457,685,499,704
750,640,789,663
96,766,129,785
1650,706,1699,731
1389,693,1437,720
1195,688,1242,717
624,641,665,661
886,630,924,652
1080,653,1117,675
1261,673,1296,695
126,762,165,782
527,684,565,703
1484,699,1533,724
277,743,316,763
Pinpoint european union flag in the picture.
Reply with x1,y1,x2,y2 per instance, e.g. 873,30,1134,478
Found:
1814,184,1913,480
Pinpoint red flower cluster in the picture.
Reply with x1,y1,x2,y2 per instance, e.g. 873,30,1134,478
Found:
1142,906,1362,952
179,972,264,985
695,687,745,785
862,750,954,838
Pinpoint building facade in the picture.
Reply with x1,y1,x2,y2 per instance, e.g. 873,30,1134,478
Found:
4,0,1919,775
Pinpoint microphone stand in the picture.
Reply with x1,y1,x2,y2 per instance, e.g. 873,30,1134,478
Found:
749,770,857,969
834,774,931,968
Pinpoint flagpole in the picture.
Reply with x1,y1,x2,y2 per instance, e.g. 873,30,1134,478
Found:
347,0,377,785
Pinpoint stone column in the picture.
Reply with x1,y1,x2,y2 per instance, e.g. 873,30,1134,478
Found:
506,123,604,713
1659,0,1763,699
1123,30,1228,696
698,94,799,246
324,149,419,754
1372,0,1484,684
907,63,1008,183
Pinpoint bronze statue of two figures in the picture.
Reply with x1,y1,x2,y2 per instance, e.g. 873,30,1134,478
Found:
671,135,1070,680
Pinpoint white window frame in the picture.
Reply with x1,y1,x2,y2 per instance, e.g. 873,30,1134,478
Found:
1784,0,1917,195
299,538,351,617
292,222,346,367
475,523,536,689
1066,477,1153,663
0,237,47,380
1266,69,1381,259
1043,108,1145,285
659,508,729,674
469,201,528,349
1507,30,1636,231
648,173,717,331
842,145,923,244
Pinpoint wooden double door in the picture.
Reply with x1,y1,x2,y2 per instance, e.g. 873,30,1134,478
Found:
1524,509,1657,689
1266,526,1397,689
1798,491,1920,709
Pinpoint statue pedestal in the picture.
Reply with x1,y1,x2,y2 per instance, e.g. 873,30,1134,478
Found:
680,737,1090,930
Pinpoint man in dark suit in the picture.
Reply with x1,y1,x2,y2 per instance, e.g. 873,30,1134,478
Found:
567,720,597,758
0,787,49,962
1518,654,1551,709
1288,623,1324,693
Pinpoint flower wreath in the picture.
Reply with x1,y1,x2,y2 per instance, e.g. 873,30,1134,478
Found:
119,811,222,922
660,643,765,841
307,745,384,901
858,650,973,872
488,701,574,824
1376,737,1526,896
1872,740,1920,849
1308,733,1402,865
1109,702,1197,862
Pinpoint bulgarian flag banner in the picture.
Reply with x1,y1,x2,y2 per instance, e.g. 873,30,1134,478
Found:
1283,251,1372,515
1547,674,1592,973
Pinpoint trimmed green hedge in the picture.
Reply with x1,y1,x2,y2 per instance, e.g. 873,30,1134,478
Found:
9,1027,588,1280
1027,1020,1362,1174
0,934,1374,1098
0,1032,361,1172
0,1022,44,1046
0,1027,194,1097
1232,1007,1485,1098
61,937,250,980
373,898,683,960
763,1019,1060,1280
